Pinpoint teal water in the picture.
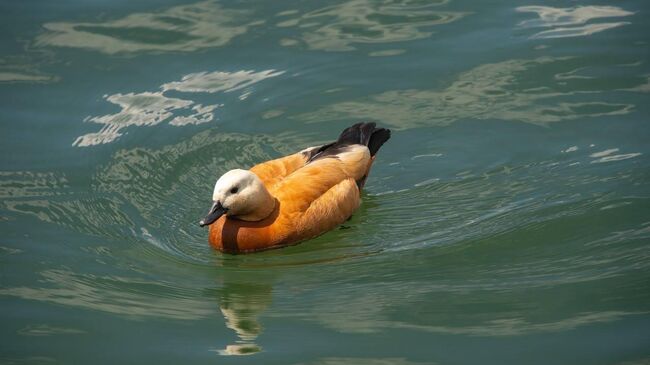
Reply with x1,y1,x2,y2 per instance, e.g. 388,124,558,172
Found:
1,0,650,363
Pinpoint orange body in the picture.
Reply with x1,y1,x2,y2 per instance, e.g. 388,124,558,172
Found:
208,146,373,253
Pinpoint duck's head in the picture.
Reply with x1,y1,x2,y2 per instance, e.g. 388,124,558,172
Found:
199,169,275,226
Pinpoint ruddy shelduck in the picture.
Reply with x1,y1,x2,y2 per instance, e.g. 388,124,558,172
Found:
199,122,391,253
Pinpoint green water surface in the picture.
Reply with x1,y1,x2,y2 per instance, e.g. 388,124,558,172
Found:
1,0,649,364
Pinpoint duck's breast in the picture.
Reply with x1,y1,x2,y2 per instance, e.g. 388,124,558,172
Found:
208,207,283,253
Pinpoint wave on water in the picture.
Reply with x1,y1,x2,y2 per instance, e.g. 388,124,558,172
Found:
295,56,642,129
516,5,634,39
274,0,468,52
73,69,284,147
35,1,257,54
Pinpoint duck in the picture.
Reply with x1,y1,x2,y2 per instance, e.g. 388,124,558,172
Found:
199,122,391,253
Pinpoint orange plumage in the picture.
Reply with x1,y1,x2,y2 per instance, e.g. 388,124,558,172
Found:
202,123,390,253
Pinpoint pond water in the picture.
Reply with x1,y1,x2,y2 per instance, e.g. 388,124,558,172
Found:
1,0,649,364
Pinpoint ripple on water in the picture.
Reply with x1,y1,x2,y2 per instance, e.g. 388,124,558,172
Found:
0,171,136,240
1,128,382,268
172,146,646,342
275,0,468,51
4,121,648,276
18,324,86,337
2,128,648,351
0,269,215,320
35,1,257,54
73,69,284,146
90,130,291,264
295,56,642,129
516,5,634,39
347,149,650,287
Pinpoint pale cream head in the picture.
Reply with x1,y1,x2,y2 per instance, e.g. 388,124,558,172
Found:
212,169,276,221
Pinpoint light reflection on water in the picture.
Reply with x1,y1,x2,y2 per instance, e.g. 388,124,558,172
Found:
0,70,58,84
0,52,60,84
517,6,633,39
296,56,642,129
34,0,468,56
74,69,284,146
35,1,256,54
275,0,467,52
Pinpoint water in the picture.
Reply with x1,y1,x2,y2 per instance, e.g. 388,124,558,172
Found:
1,0,649,363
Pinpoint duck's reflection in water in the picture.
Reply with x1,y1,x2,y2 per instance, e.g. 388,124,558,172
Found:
215,269,273,356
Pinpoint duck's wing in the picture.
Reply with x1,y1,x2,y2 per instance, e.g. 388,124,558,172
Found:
272,145,371,212
249,151,310,188
251,123,390,190
252,123,390,189
291,176,360,241
269,146,374,242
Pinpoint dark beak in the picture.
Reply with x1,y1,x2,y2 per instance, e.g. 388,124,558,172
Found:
199,201,227,227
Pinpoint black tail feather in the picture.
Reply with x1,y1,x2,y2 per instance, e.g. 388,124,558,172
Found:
306,122,391,163
337,122,375,146
368,127,391,157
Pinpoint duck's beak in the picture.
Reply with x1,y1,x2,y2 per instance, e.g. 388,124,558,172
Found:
199,201,227,227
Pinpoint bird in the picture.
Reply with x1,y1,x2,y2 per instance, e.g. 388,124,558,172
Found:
199,122,391,253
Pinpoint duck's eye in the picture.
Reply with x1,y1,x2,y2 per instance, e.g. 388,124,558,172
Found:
230,187,238,194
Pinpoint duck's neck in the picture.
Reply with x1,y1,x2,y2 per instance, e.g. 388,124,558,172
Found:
234,188,277,222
